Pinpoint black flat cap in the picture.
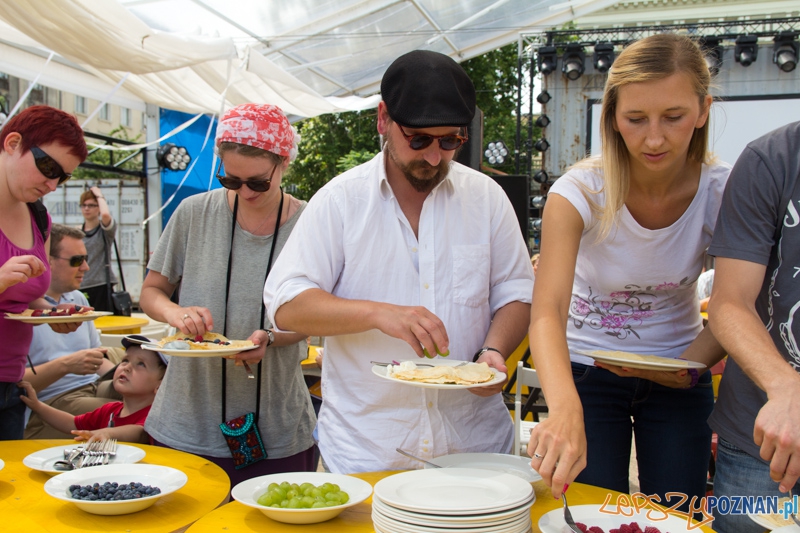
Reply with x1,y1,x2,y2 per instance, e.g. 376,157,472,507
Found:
381,50,476,128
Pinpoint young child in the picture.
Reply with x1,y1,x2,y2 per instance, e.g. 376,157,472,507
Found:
19,335,168,443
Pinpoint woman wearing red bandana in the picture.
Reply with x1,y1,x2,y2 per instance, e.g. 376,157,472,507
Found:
139,104,316,485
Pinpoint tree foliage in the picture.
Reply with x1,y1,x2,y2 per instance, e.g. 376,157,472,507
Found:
283,43,534,200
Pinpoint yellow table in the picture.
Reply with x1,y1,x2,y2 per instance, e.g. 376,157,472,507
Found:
93,316,150,334
184,471,715,533
0,439,230,533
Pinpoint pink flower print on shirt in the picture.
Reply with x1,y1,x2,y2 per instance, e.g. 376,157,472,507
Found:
570,279,689,340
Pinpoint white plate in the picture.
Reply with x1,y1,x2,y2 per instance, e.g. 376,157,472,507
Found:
372,493,533,525
123,335,150,345
371,360,506,390
231,471,373,525
43,463,187,515
749,499,798,531
539,504,697,533
576,350,707,371
23,443,146,474
374,468,533,514
141,343,259,357
770,526,800,533
4,311,113,324
0,458,4,472
424,453,542,483
372,508,532,533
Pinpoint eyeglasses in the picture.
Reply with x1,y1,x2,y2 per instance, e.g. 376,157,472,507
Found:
80,203,99,209
397,124,468,151
52,254,88,267
31,146,72,184
216,159,277,193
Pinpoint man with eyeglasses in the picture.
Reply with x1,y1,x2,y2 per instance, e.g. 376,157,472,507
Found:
265,50,534,474
23,224,121,439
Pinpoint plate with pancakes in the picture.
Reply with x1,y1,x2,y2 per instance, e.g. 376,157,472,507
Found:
372,359,505,389
143,331,258,357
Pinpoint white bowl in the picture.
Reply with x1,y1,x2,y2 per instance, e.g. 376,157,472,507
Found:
43,463,187,515
231,471,373,525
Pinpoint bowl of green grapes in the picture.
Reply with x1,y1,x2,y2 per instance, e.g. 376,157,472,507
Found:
231,472,373,524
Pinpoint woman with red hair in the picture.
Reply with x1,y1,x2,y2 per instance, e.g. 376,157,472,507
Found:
0,105,87,440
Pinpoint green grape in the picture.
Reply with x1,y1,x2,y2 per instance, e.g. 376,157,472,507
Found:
312,501,327,508
330,484,341,492
320,483,334,494
310,488,322,498
280,499,290,508
286,489,298,499
300,482,314,492
279,481,291,490
288,497,302,509
257,493,271,506
257,480,350,509
301,496,315,507
267,483,280,492
339,492,350,504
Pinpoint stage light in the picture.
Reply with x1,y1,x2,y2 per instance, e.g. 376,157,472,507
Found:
534,139,550,152
530,218,543,234
562,44,586,81
530,196,546,209
536,91,552,105
535,115,551,128
700,36,723,76
537,46,558,75
532,169,549,184
735,35,758,67
156,143,191,171
593,43,615,73
773,32,799,72
484,141,509,165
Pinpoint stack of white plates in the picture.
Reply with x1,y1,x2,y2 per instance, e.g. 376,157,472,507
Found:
372,468,535,533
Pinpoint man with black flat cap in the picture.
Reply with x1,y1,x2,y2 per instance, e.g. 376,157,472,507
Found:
265,50,533,474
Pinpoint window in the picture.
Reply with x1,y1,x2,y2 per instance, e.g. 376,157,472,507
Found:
120,106,131,127
75,95,86,114
98,103,109,121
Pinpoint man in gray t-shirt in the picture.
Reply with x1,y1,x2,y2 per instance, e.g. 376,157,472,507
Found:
707,121,800,533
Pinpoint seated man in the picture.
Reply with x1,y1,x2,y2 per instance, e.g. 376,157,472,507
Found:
24,224,122,439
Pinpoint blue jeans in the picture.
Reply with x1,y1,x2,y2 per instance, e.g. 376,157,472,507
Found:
0,381,27,440
712,437,799,533
572,363,714,511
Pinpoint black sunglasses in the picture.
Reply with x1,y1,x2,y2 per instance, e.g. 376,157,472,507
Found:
216,159,277,193
31,146,71,184
397,124,468,151
52,254,88,267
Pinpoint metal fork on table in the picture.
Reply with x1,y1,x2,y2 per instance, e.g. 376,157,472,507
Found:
562,484,583,533
102,438,117,465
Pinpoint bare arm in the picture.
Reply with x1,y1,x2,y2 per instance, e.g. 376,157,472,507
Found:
91,186,114,228
526,194,587,499
469,300,531,397
708,256,800,492
72,425,148,444
275,288,449,359
23,348,112,391
18,381,77,434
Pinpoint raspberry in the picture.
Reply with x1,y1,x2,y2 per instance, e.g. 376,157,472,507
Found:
194,335,203,342
589,526,606,533
643,527,661,533
576,523,589,533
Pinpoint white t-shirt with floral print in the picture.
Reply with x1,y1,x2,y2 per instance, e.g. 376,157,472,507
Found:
549,162,731,365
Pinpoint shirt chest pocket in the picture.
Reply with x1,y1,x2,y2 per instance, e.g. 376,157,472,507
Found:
452,244,491,307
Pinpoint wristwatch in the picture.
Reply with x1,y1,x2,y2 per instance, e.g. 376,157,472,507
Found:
264,329,275,347
473,346,502,362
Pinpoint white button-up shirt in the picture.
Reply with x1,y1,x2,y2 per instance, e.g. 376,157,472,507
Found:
265,152,533,474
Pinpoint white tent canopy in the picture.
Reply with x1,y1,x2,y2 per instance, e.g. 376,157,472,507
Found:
0,0,628,118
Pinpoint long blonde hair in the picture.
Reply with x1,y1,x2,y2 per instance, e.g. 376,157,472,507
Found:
575,33,713,240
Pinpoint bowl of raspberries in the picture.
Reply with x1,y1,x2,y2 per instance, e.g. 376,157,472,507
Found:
539,504,695,533
44,463,187,515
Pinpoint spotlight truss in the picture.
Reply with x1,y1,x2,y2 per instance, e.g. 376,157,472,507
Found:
735,35,759,67
562,44,586,81
593,43,615,73
157,143,191,171
537,46,558,75
774,31,799,72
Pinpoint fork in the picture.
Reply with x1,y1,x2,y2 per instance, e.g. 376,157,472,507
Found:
563,484,583,533
789,489,800,528
102,439,117,465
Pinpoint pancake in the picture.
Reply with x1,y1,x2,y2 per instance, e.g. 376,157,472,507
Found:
390,362,495,385
158,331,254,350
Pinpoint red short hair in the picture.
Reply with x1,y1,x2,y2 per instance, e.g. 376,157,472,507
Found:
0,105,88,161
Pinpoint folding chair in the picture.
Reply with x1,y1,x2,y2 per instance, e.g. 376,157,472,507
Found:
513,361,547,456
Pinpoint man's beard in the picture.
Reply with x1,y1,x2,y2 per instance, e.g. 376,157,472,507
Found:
385,134,451,193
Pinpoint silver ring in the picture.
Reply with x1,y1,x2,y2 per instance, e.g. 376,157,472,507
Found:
533,453,543,459
182,314,190,320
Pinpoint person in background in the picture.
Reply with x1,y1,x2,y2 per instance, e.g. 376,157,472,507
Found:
527,34,730,506
139,103,316,486
79,185,117,312
20,335,167,443
264,50,533,474
0,105,87,440
706,121,800,533
24,224,122,439
531,253,540,276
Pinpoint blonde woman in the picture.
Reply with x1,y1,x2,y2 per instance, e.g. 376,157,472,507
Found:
528,34,730,507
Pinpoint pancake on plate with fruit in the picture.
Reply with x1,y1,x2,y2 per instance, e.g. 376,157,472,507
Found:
388,361,495,385
158,331,255,351
7,305,93,318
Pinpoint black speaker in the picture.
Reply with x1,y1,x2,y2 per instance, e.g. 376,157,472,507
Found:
489,174,530,247
455,107,483,171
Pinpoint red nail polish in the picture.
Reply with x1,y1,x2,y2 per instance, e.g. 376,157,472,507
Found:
563,483,570,494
